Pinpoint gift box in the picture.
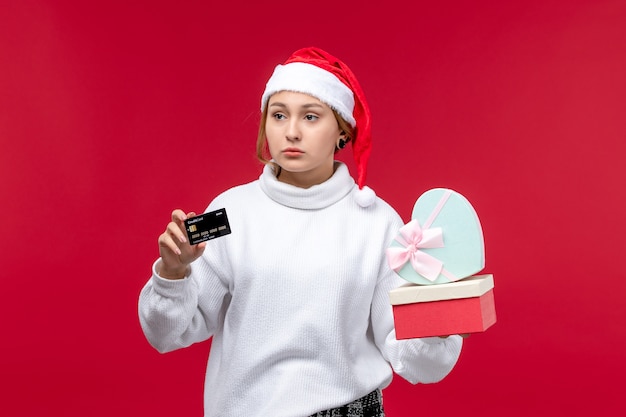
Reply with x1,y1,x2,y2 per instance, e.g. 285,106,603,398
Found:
389,274,496,339
386,188,496,339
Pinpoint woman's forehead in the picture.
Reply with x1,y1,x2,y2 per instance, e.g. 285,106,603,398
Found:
268,91,329,108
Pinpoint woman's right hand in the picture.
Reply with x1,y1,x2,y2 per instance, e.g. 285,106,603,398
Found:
157,209,207,280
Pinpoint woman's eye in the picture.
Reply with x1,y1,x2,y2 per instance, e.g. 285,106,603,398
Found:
305,114,318,121
272,113,286,120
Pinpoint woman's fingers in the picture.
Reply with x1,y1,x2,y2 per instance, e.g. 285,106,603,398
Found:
162,210,207,262
158,228,182,256
166,221,187,245
157,209,207,278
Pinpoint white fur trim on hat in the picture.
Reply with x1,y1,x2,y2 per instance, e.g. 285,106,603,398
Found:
261,62,356,127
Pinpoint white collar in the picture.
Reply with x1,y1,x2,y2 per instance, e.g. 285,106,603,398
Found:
258,162,355,210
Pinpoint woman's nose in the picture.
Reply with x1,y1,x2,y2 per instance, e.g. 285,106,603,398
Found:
285,120,301,141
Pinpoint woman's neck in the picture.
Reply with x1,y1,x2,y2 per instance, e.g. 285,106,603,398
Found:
275,163,337,189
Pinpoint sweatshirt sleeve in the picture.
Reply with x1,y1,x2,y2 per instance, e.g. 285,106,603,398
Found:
138,255,230,353
371,268,463,384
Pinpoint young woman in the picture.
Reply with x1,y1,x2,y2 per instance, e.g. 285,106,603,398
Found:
138,47,463,417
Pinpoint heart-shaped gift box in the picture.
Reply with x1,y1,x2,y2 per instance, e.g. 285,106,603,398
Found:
387,188,485,285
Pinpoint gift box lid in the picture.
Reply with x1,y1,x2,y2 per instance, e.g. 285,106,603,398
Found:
389,274,494,305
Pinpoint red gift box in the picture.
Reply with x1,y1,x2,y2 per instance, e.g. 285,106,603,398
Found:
389,274,496,339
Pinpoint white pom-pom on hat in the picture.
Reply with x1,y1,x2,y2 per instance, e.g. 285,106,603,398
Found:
355,186,376,208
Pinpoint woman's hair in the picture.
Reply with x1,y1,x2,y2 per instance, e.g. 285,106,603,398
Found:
255,101,355,170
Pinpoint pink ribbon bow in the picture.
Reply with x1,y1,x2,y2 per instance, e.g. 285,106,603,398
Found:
386,219,445,282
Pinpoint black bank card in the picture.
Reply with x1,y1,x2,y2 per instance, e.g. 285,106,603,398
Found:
184,208,231,245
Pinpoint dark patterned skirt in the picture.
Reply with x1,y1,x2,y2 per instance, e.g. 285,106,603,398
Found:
309,389,384,417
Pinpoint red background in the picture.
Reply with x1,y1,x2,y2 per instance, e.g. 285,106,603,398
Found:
2,0,625,415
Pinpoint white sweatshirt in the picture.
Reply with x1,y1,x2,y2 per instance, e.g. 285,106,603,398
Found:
138,162,462,417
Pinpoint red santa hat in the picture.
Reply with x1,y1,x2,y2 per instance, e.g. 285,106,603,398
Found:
261,47,376,207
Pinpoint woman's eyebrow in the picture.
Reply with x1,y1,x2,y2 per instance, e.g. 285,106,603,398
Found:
301,103,324,109
269,102,325,109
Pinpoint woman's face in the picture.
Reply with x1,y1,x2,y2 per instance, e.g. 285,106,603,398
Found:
265,91,342,188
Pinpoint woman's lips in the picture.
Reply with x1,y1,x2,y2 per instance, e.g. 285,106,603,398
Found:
282,148,304,157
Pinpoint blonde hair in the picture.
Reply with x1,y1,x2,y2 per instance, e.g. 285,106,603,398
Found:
255,104,355,172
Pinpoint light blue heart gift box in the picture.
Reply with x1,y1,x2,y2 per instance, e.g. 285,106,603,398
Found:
388,188,485,286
